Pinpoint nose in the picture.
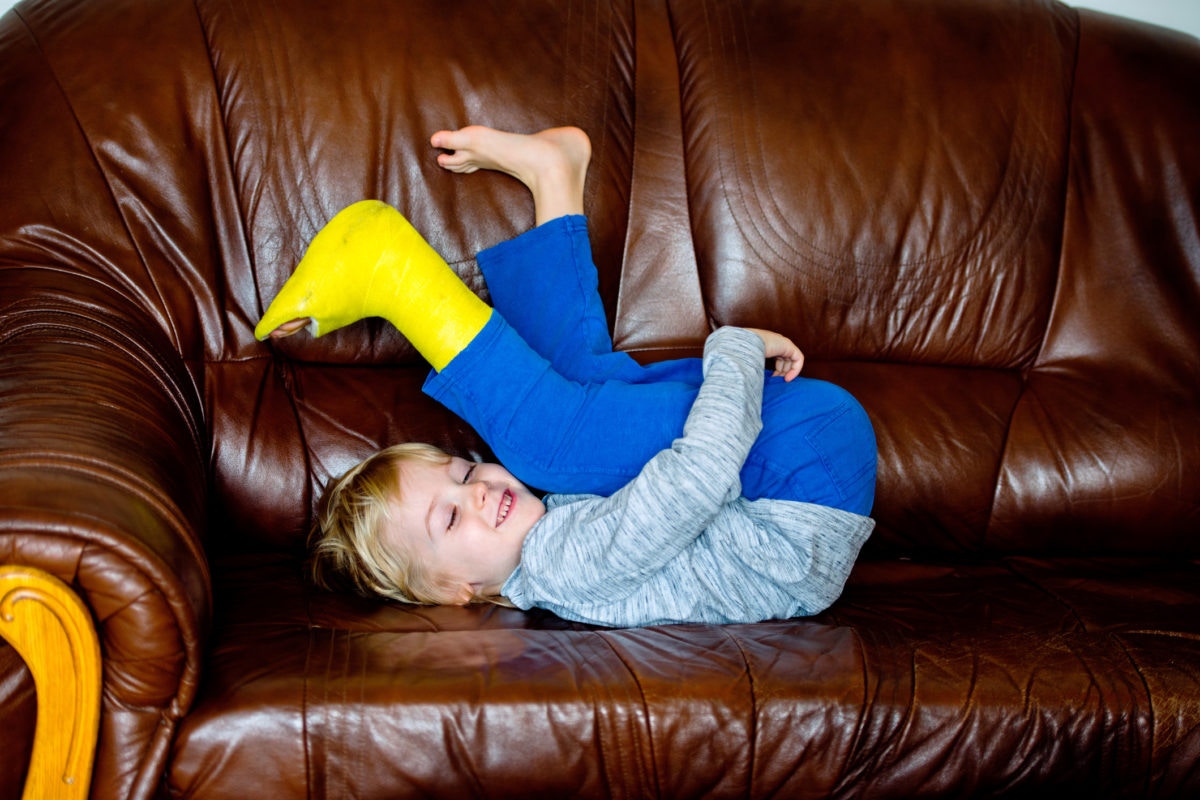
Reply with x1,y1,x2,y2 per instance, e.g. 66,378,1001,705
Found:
469,478,487,510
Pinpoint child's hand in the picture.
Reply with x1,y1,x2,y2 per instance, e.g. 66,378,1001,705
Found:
744,328,805,382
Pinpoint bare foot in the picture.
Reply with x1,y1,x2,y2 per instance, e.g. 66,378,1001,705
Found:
430,125,591,225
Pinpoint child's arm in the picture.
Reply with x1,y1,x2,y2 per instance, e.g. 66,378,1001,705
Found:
506,327,768,603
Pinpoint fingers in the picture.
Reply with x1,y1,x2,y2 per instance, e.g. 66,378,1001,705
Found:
742,327,805,381
773,352,804,382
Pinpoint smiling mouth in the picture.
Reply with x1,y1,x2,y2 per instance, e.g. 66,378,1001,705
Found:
496,489,514,527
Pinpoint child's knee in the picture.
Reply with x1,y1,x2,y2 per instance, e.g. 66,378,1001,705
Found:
751,378,878,514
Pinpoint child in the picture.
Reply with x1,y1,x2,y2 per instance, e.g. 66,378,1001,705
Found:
256,126,876,626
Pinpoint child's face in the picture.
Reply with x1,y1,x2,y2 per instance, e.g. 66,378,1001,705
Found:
384,456,546,604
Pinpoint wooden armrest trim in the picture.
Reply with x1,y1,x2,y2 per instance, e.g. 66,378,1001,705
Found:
0,565,102,800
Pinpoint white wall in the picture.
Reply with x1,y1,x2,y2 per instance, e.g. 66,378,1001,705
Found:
0,0,1198,42
1073,0,1200,38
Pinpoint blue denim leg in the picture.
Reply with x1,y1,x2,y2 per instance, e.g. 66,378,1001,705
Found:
476,215,648,383
436,216,877,511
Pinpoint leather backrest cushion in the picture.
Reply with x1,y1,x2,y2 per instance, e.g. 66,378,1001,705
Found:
990,10,1200,552
672,0,1074,367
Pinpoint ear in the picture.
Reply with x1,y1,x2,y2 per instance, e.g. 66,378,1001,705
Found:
446,582,479,606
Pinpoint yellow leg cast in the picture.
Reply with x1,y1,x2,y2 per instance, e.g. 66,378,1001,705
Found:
255,200,492,371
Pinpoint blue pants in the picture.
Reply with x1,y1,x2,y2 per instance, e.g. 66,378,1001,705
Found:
423,216,876,515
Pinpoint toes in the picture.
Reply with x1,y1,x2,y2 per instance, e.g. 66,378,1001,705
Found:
259,317,311,340
431,128,473,152
271,318,311,338
437,154,479,174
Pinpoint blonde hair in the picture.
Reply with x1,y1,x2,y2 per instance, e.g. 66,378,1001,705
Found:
307,442,463,605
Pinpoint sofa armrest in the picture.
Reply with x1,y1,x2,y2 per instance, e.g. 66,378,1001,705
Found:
0,277,211,800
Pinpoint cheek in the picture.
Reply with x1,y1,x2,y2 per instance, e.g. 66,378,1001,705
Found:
452,525,490,559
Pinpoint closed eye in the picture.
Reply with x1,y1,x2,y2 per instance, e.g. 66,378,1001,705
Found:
447,463,478,531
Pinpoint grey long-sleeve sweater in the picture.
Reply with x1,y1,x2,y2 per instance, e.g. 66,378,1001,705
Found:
501,327,875,627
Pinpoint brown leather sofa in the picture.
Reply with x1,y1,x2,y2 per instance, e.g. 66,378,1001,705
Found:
2,0,1198,797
